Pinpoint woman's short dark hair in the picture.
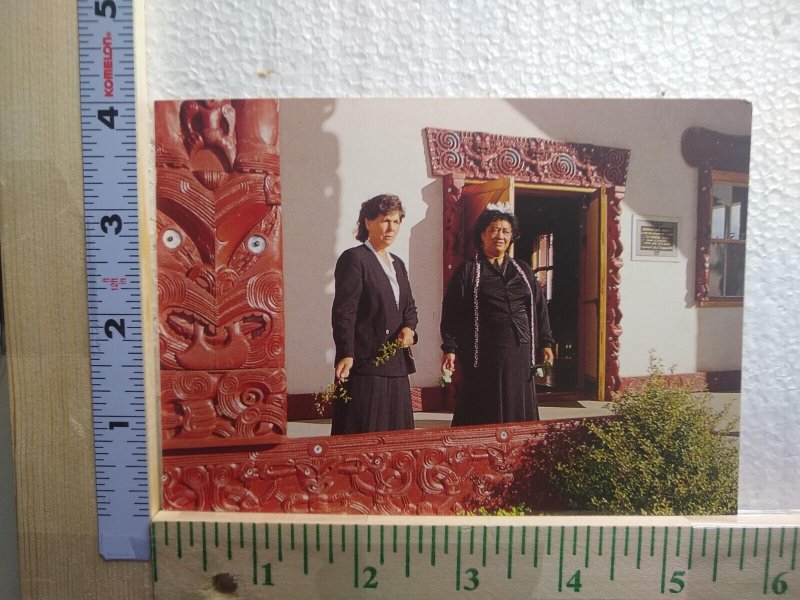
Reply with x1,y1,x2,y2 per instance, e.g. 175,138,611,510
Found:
472,209,520,256
356,194,405,242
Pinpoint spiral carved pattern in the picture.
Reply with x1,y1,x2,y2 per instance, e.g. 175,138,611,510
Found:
602,148,630,186
440,150,464,171
265,333,285,361
173,371,214,400
217,374,267,419
247,271,284,313
436,129,460,151
211,465,235,487
496,147,524,175
550,152,578,179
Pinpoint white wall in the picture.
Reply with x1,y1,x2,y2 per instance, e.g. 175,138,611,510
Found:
144,0,800,512
279,98,751,390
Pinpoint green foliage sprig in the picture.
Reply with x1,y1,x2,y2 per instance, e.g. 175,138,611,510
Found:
373,338,404,367
313,380,351,416
533,360,553,378
438,368,453,387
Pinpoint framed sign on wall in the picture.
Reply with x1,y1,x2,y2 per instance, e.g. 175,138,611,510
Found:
631,216,679,262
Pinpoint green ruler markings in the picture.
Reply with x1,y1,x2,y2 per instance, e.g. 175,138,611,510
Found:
151,522,799,598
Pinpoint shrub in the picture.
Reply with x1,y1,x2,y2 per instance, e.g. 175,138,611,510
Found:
548,356,738,515
459,504,531,517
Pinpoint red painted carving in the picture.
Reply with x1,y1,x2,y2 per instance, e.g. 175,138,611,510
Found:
604,187,625,395
156,99,285,450
428,128,629,399
426,128,629,187
161,419,593,514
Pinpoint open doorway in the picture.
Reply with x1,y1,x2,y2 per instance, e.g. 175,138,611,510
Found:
454,177,610,401
515,192,584,396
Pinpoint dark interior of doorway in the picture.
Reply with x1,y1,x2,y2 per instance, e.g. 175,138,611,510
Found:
515,193,584,398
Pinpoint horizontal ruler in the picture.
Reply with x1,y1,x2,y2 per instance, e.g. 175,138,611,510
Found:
77,0,149,560
152,517,800,599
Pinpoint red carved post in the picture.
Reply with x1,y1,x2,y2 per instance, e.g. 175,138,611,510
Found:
604,187,625,398
156,99,286,451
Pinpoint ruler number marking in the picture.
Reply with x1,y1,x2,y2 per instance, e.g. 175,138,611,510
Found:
97,107,120,129
462,568,479,591
669,570,686,594
261,563,274,586
361,566,378,589
566,570,582,592
100,213,123,235
95,0,117,19
104,318,126,339
771,572,789,595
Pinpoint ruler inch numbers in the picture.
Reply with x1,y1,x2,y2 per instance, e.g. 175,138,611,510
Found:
152,522,798,598
77,0,148,560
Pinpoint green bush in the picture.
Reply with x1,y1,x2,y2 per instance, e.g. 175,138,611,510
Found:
459,504,531,517
548,357,738,515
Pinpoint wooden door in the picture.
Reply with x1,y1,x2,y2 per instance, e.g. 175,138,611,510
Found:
461,177,515,260
579,187,608,400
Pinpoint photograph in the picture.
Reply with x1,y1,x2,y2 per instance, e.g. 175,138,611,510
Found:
156,98,750,515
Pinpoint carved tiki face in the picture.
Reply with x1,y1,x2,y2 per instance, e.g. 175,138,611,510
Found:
155,99,287,447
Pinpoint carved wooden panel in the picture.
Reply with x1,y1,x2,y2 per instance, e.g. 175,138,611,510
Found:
156,99,286,451
428,128,629,400
426,128,629,187
161,419,584,514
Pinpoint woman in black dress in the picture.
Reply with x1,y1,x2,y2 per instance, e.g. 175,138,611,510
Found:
331,194,418,435
440,209,554,426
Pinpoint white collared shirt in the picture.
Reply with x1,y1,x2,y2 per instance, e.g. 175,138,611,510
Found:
365,240,400,308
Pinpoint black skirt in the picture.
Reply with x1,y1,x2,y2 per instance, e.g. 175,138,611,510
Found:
451,341,539,426
330,375,414,435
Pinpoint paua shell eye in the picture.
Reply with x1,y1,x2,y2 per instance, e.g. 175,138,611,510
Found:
247,235,266,254
162,229,182,249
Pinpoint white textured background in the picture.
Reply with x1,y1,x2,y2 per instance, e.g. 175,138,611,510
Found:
144,0,800,513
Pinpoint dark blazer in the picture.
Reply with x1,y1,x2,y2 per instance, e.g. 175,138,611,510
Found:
332,244,418,377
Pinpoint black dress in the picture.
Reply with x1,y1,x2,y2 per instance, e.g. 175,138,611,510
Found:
330,244,418,435
441,257,554,426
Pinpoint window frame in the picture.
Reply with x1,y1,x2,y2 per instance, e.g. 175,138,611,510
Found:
701,170,749,306
681,127,751,308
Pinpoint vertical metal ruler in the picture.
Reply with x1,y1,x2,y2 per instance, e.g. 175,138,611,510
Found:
77,0,149,560
152,519,800,599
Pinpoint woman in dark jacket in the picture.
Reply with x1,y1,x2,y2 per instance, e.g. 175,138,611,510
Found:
331,194,418,435
441,208,554,426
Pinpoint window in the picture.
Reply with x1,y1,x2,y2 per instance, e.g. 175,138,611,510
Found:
681,126,751,307
707,172,748,299
531,233,554,301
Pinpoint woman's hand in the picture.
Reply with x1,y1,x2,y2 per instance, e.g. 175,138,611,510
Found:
335,357,353,381
441,353,456,373
397,326,415,348
543,347,555,366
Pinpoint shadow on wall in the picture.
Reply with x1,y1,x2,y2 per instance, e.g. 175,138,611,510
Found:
408,179,442,385
281,99,342,395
